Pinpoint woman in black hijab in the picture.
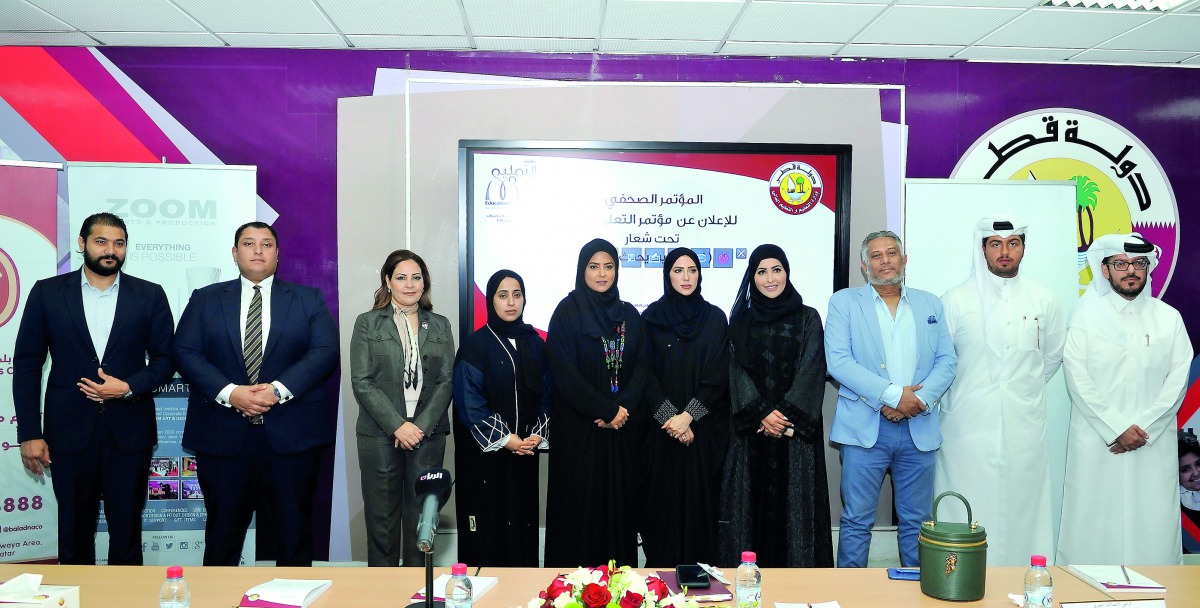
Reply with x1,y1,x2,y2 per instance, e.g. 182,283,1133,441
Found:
718,244,833,567
639,247,730,566
452,270,550,566
543,239,648,567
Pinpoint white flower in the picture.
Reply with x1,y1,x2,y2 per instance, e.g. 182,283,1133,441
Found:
624,577,649,598
565,568,597,589
553,593,575,608
658,595,699,608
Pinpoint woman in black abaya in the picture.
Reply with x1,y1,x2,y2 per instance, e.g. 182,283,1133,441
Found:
717,244,833,568
452,270,550,566
543,239,648,567
639,247,730,567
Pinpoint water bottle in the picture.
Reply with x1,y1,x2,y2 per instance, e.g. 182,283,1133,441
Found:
734,551,761,608
446,562,473,608
1024,555,1053,608
159,566,190,608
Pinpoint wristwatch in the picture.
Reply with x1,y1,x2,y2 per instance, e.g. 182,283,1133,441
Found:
122,390,133,399
272,385,282,402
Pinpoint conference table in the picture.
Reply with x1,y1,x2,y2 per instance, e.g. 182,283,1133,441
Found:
0,563,1193,607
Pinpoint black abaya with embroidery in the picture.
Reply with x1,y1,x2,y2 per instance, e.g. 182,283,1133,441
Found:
638,248,730,567
543,240,648,568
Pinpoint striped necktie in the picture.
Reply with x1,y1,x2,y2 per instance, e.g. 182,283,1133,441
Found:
244,286,265,424
244,285,263,383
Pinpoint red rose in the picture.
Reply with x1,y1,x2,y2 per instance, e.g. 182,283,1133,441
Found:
645,577,670,601
581,583,613,608
544,576,572,600
619,591,644,608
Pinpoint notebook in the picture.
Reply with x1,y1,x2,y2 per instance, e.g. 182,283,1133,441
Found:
1065,565,1165,594
656,571,733,603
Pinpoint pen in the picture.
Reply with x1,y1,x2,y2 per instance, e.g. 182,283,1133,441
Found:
1121,565,1131,584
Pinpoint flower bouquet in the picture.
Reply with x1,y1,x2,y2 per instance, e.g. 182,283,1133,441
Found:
531,562,700,608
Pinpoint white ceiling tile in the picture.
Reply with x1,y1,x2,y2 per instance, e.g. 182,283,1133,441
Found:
721,40,844,55
1182,54,1200,64
957,45,1084,60
0,0,71,31
92,31,224,46
475,36,595,51
319,0,466,36
0,31,96,45
843,43,965,58
761,0,886,5
462,0,604,38
856,6,1025,45
173,0,336,34
602,0,743,39
26,0,202,32
1101,14,1200,52
732,2,886,43
1072,48,1196,63
598,38,721,53
978,8,1157,48
897,0,1040,5
346,34,472,49
218,33,347,48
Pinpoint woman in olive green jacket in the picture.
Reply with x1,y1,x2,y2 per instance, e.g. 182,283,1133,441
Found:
350,249,454,567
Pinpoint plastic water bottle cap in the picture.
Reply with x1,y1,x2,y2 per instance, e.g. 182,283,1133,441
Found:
741,551,756,563
452,563,468,575
1030,555,1047,567
166,566,183,578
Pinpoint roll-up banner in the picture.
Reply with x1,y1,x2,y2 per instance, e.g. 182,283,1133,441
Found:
0,160,62,562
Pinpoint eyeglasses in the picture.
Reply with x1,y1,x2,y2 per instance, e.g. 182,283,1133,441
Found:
1106,259,1151,271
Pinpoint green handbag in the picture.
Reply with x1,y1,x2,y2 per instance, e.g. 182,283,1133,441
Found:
919,491,988,601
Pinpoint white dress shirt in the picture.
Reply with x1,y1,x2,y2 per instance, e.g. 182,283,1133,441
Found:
81,271,120,361
871,286,920,408
216,275,294,406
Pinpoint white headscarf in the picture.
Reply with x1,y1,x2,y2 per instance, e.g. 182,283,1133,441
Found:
973,215,1029,359
1083,232,1159,301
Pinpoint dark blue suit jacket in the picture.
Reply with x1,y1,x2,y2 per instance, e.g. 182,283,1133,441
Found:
174,277,338,456
12,270,175,453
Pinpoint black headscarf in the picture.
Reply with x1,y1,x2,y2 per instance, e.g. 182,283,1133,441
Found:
729,244,805,325
567,238,624,338
485,269,544,395
729,244,807,369
642,247,711,341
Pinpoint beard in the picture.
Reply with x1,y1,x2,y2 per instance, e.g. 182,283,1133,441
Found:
1108,272,1146,299
987,258,1020,279
867,269,904,286
83,250,124,277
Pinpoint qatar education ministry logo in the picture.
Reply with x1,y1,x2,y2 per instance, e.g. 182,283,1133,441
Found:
0,246,18,328
953,108,1179,297
768,161,823,216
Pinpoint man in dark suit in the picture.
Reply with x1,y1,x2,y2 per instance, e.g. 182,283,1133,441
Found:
173,221,338,566
13,212,174,565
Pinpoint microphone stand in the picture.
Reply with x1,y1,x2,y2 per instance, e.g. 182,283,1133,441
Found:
407,545,444,608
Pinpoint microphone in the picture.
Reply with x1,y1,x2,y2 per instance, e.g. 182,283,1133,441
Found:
414,467,453,554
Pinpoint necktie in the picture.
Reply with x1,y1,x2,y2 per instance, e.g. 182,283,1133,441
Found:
244,285,264,424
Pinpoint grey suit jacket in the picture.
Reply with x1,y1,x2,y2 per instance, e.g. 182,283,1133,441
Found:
350,306,455,438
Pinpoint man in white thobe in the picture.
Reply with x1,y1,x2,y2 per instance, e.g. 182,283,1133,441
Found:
1057,232,1192,566
937,215,1065,566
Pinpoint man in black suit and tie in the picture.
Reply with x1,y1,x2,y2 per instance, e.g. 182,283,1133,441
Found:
13,212,174,565
173,221,338,566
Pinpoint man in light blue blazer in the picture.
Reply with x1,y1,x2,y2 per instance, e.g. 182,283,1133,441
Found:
826,230,957,568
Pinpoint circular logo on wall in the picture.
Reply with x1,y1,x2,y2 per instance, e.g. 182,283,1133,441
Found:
0,246,18,328
952,108,1179,296
769,161,823,216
